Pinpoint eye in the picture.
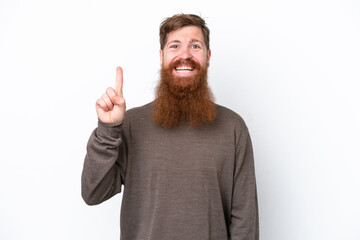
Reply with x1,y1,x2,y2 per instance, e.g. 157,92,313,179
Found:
192,45,200,49
170,45,179,49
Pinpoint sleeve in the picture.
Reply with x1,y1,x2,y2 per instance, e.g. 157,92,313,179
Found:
229,129,259,240
81,120,128,205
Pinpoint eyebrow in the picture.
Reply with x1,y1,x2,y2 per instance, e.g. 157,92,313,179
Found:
167,40,181,46
189,39,204,46
166,39,205,47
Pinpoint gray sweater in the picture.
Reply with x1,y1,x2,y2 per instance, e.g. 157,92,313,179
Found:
82,102,259,240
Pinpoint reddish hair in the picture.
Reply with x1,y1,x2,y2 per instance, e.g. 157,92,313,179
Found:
159,14,210,50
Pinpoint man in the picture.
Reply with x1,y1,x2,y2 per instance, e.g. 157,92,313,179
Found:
82,14,259,240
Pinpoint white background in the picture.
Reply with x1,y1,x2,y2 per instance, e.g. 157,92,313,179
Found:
1,0,359,239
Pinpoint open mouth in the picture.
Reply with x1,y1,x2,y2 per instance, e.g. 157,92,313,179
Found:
175,65,195,72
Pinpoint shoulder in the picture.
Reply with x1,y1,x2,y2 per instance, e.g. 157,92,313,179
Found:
123,102,153,126
125,102,153,117
215,104,248,131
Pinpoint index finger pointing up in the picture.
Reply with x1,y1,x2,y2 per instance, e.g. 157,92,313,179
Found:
115,66,123,96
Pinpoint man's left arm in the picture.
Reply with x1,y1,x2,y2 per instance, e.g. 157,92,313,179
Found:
229,129,259,240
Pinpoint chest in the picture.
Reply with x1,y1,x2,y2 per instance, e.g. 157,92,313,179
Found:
127,123,235,182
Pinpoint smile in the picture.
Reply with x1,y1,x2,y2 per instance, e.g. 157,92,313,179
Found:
175,65,195,72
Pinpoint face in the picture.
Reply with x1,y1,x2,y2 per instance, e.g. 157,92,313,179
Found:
160,26,211,79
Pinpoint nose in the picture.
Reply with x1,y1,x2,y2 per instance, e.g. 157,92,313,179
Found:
179,47,192,59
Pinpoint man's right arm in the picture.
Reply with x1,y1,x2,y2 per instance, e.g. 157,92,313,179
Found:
81,121,127,205
81,66,127,205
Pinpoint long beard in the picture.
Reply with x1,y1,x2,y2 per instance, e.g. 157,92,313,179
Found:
152,59,216,128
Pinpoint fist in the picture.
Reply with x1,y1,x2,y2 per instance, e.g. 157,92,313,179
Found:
95,66,126,124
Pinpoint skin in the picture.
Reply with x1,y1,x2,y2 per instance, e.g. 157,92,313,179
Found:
96,26,211,124
160,26,211,78
96,66,126,124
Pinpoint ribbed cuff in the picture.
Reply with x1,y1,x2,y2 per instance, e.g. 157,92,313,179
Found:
97,120,124,138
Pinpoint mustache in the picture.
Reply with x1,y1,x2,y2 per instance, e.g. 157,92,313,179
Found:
168,58,202,70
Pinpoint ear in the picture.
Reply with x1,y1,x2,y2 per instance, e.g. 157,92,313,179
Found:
160,49,163,64
207,49,211,65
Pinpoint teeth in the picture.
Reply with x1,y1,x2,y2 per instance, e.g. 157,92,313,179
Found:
175,66,194,71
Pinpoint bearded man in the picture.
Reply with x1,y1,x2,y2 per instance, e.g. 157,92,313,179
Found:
82,14,259,240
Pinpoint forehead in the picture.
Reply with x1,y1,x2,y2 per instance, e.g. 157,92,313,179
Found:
166,26,204,43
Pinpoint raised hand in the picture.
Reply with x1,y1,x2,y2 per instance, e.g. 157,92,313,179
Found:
96,66,126,124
